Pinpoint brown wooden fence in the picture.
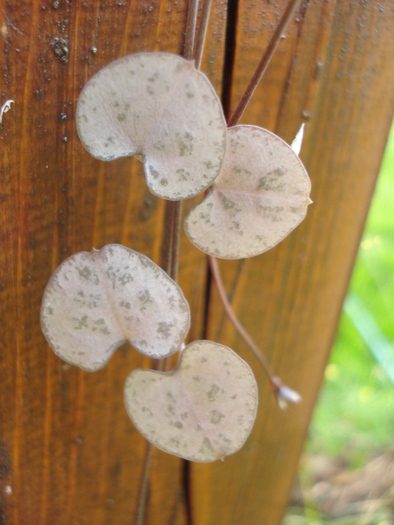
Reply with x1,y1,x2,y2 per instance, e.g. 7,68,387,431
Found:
1,1,393,524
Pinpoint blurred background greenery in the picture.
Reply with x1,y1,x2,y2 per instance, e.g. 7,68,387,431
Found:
284,123,394,524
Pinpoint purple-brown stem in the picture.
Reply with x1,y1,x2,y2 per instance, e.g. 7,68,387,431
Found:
162,0,201,281
134,2,200,523
208,255,274,379
209,256,301,404
228,0,301,127
208,0,302,402
133,443,154,525
184,0,200,60
169,201,182,282
194,0,213,68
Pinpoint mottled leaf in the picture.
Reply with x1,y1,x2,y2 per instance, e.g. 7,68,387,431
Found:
124,340,258,462
76,52,226,200
41,244,190,371
185,125,312,259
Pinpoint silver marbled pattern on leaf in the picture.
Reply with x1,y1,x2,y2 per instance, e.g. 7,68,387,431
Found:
124,340,258,462
185,125,312,259
76,52,226,201
41,244,190,371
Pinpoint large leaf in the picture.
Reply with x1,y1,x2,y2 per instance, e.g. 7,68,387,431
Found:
124,340,258,462
185,125,312,259
76,52,226,200
41,244,190,371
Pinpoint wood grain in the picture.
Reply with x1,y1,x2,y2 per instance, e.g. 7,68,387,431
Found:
191,1,394,524
0,2,194,524
0,1,393,525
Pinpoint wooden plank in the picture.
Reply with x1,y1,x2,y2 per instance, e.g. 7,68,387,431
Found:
0,1,226,524
191,0,394,524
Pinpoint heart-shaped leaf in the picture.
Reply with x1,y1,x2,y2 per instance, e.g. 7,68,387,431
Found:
41,244,190,371
124,340,258,462
76,52,226,201
185,125,312,259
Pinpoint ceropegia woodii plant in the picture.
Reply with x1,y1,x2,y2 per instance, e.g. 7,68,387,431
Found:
41,244,259,461
41,0,309,486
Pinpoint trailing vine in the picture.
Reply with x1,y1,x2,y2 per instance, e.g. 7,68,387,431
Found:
40,0,309,522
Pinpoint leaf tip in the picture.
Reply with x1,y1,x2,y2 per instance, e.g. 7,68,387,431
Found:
291,122,306,156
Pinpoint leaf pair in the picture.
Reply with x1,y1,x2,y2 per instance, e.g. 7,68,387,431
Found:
76,52,311,260
41,245,258,462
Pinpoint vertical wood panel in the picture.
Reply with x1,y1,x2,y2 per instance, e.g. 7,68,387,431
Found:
0,2,209,524
0,0,230,523
191,1,394,524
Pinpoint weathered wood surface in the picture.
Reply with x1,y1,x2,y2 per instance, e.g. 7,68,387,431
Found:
0,1,392,525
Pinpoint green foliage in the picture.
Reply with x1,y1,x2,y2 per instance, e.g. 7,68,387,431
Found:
307,123,394,464
284,123,394,525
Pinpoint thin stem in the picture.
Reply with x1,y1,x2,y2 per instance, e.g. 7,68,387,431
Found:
161,201,175,274
194,0,213,68
133,442,154,525
184,0,200,60
134,3,200,523
208,256,275,382
206,0,302,396
161,200,183,279
169,201,182,282
209,257,301,406
228,0,301,127
162,0,200,279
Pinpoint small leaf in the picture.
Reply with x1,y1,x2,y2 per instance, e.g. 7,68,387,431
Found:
124,340,258,462
41,244,190,371
76,52,226,200
185,125,312,259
